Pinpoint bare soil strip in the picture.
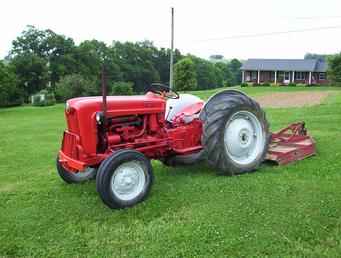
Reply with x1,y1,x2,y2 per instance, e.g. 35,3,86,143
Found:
254,91,330,108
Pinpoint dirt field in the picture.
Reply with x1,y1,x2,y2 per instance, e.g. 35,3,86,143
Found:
254,91,331,108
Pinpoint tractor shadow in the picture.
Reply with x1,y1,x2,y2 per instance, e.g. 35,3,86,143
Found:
156,160,213,176
54,160,283,225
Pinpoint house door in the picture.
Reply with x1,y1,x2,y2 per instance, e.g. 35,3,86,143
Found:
284,72,290,84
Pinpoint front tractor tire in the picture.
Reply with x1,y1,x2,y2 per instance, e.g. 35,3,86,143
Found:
56,158,97,183
96,150,154,209
201,90,270,175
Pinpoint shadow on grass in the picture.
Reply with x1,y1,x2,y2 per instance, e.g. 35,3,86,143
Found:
156,161,213,176
48,158,293,226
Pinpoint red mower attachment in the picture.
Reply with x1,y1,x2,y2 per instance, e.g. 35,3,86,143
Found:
266,122,316,165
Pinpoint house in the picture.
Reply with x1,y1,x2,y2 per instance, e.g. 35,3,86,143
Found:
240,59,328,85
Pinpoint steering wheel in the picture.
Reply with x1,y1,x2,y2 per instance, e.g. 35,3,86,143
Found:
145,83,179,99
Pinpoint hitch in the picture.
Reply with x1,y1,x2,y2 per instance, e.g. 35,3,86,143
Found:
266,122,316,165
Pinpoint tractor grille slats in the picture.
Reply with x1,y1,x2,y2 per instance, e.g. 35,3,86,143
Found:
62,131,78,159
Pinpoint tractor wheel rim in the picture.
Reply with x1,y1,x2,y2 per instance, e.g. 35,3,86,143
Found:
111,161,146,201
223,111,265,166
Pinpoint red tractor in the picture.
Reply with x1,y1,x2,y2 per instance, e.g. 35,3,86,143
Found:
57,83,272,209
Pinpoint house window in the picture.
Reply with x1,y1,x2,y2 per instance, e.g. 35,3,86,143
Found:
284,72,290,81
251,71,257,80
246,73,251,81
319,73,326,80
295,72,306,80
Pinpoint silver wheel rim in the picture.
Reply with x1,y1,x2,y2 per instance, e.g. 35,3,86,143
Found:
224,111,265,166
110,161,146,201
74,167,95,179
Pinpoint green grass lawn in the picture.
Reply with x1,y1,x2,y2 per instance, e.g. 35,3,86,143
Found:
1,86,341,257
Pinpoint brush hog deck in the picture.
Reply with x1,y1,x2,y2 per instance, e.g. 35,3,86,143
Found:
266,122,316,165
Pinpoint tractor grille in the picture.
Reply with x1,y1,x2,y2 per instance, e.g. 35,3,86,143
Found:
61,131,78,159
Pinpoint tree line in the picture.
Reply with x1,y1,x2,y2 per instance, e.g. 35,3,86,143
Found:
0,25,243,107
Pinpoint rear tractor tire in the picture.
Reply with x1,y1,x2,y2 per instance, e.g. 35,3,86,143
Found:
200,90,270,175
56,158,97,183
96,150,154,209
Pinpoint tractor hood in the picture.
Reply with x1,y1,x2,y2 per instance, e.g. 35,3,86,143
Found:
65,93,166,155
67,93,166,115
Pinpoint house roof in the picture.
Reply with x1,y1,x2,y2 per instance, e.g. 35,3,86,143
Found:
241,59,328,72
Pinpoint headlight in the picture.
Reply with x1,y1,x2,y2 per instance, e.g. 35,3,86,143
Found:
65,102,71,113
96,112,103,124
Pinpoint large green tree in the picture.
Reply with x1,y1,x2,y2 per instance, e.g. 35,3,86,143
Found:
190,56,221,90
152,47,182,84
174,57,197,91
214,62,232,86
112,41,160,92
10,53,49,100
76,40,122,88
11,25,49,57
0,61,22,107
304,53,330,61
10,25,78,88
228,58,242,86
44,31,77,86
328,53,341,84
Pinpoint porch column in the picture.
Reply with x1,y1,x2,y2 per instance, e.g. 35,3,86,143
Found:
257,70,260,84
292,71,295,83
242,70,245,83
309,72,312,85
274,71,277,84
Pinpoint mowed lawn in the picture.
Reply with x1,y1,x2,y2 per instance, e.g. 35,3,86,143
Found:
1,86,341,257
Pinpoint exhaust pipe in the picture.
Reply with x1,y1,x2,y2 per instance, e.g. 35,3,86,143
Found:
101,65,108,127
97,66,109,153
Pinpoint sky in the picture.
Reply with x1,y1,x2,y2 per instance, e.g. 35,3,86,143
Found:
1,0,341,60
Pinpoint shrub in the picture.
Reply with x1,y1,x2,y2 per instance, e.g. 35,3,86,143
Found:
252,82,260,87
240,82,248,87
310,84,326,87
287,83,297,87
111,82,134,95
223,81,231,87
261,82,271,87
296,83,306,87
31,89,56,106
174,58,197,91
55,74,98,102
